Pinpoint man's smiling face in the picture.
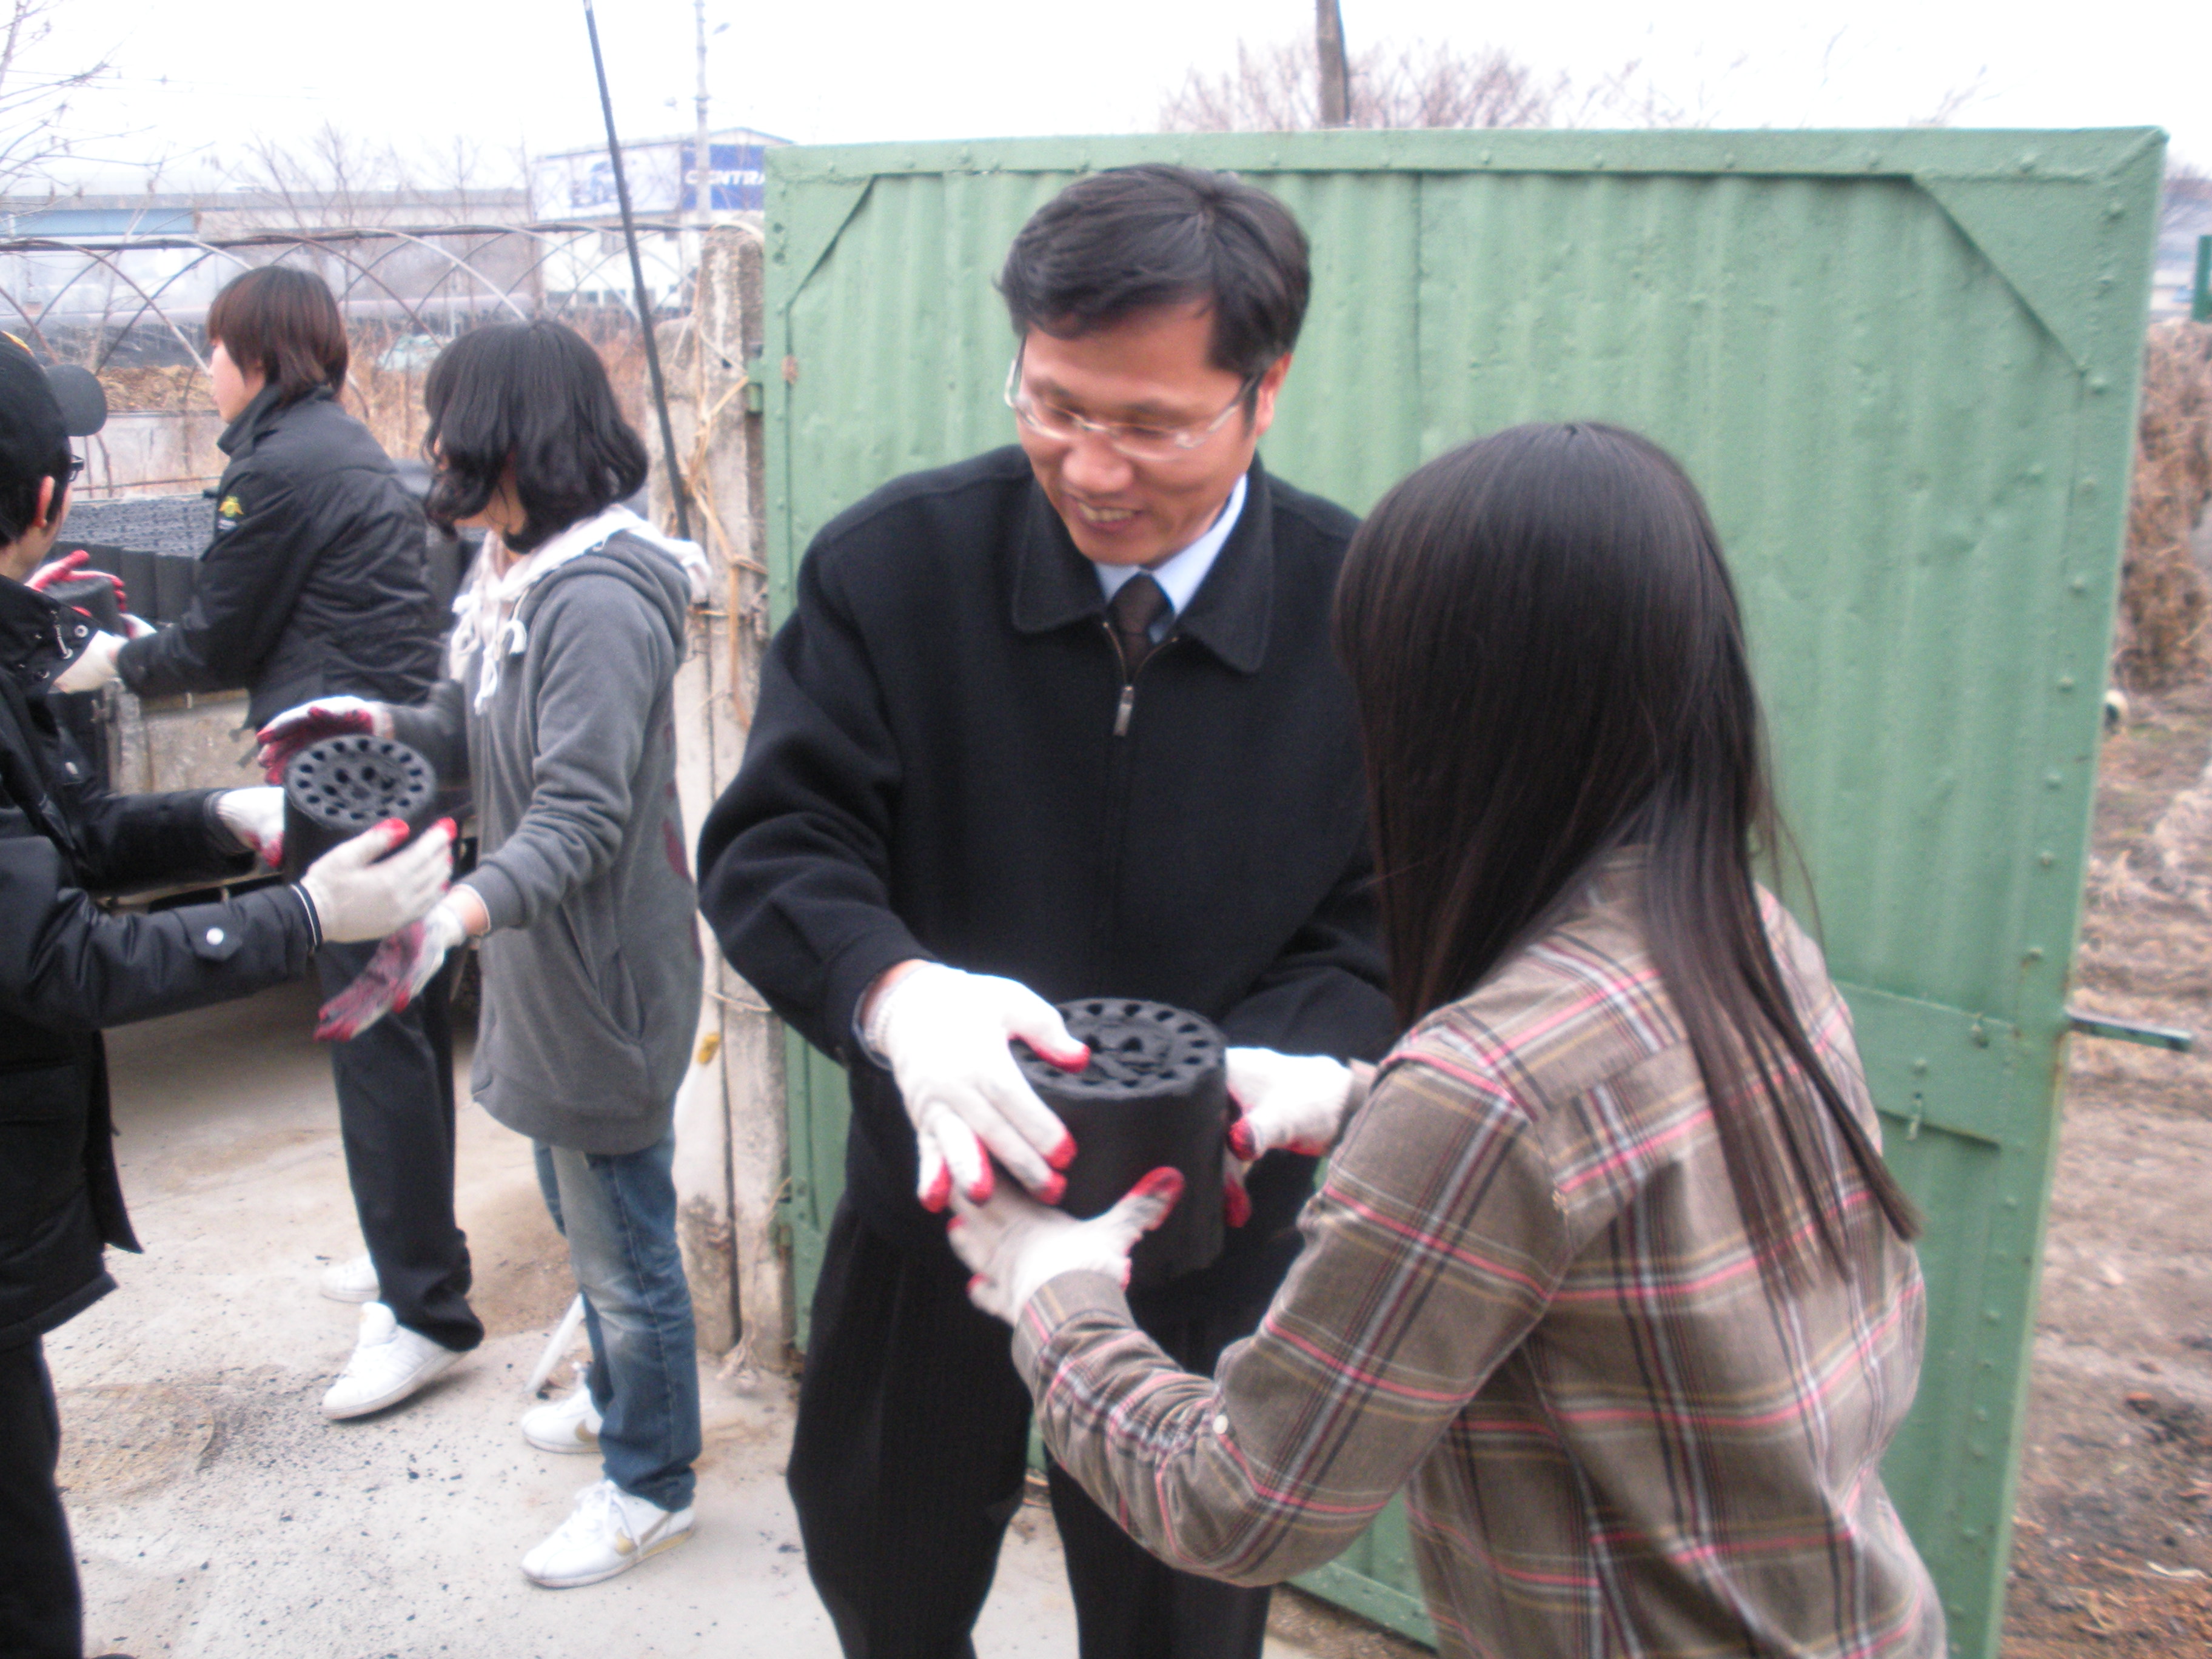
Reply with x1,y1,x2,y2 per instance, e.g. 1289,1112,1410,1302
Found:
1013,302,1288,569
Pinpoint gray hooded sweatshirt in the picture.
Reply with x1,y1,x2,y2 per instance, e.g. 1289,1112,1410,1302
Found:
391,528,702,1155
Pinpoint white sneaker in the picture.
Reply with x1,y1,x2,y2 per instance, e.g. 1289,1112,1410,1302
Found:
521,1382,603,1453
320,1253,379,1303
521,1478,693,1588
320,1302,461,1419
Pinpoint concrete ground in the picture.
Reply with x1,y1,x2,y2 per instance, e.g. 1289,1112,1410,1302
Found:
52,984,1333,1659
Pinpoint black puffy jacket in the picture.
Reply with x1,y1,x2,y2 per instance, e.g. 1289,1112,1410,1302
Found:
116,384,443,727
0,578,317,1350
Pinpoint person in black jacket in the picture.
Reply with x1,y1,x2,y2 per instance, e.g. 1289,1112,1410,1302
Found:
0,335,455,1659
696,166,1396,1659
53,267,481,1420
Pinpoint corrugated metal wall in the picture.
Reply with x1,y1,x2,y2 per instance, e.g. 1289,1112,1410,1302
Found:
762,127,2165,1658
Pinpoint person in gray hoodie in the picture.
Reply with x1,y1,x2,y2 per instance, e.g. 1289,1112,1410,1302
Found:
259,320,709,1589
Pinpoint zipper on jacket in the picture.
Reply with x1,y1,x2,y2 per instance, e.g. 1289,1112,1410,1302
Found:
1089,619,1181,980
1102,618,1179,739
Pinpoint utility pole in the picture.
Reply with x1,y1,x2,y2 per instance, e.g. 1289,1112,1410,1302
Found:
693,0,714,234
580,0,692,540
1316,0,1350,128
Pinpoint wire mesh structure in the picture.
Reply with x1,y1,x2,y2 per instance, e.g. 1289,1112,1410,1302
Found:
1,220,709,497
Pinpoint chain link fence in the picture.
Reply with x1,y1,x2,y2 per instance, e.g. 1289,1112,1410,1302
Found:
0,219,704,495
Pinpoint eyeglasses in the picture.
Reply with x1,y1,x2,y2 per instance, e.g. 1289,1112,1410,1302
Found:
1004,352,1262,462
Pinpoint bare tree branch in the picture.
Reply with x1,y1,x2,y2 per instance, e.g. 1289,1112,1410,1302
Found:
1908,67,1989,129
1159,36,1691,133
0,0,115,196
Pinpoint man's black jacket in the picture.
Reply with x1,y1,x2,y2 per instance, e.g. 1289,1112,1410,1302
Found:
0,579,317,1350
697,448,1395,1316
116,384,443,727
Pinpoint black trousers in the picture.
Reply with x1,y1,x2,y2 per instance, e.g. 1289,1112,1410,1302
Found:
0,1339,79,1659
788,1201,1273,1659
313,942,481,1352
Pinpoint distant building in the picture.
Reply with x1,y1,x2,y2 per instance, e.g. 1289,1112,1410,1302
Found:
2152,175,2212,323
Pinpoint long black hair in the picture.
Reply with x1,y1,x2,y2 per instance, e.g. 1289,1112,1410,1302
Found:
423,320,648,554
1333,422,1919,1277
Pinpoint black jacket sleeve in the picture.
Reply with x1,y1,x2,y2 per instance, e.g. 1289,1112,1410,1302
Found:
385,678,471,785
1214,845,1396,1065
0,796,316,1033
116,470,316,699
56,778,254,896
695,548,930,1062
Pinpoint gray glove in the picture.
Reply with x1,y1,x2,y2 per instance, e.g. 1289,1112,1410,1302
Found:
295,819,455,943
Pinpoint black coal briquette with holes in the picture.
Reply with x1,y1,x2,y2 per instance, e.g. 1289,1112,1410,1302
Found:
280,734,441,880
1013,998,1228,1285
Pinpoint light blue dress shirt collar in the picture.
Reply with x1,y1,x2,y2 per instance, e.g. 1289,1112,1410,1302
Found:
1093,472,1249,642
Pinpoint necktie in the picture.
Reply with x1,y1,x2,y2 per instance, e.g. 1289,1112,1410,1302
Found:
1109,573,1168,678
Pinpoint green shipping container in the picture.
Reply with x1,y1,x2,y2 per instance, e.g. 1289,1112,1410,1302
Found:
762,127,2165,1658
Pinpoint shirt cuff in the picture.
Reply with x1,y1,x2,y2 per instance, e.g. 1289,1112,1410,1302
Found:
1010,1269,1136,1390
287,882,324,950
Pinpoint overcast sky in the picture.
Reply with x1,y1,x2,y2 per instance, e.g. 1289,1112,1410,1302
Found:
30,0,2210,196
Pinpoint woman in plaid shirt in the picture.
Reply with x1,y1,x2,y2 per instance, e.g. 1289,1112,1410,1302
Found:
950,423,1945,1658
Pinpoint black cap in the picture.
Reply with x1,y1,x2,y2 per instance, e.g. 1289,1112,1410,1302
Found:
0,332,106,489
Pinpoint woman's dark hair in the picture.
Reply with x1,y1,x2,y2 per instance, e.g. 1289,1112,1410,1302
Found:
422,320,649,554
1334,422,1919,1278
206,266,349,406
997,164,1309,382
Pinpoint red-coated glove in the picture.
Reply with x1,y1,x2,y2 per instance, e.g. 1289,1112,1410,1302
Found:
214,786,285,868
315,900,467,1042
1221,1048,1359,1228
947,1167,1184,1322
255,695,390,783
863,962,1089,1211
27,550,128,611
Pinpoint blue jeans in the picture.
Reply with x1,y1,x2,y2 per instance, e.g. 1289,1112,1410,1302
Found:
534,1132,700,1513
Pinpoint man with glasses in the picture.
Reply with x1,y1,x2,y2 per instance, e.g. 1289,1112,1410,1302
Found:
698,164,1393,1659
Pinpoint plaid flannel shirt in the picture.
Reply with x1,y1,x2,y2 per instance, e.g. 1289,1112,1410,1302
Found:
1014,856,1943,1659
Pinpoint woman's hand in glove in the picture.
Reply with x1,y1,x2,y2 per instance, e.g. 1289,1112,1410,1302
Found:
948,1167,1185,1324
255,695,392,783
1221,1048,1366,1228
295,817,454,943
214,786,286,866
315,895,475,1042
52,630,123,693
862,960,1091,1212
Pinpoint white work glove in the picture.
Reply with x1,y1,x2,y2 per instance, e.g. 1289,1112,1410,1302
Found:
865,962,1091,1211
295,817,455,943
315,897,470,1042
256,695,392,783
948,1168,1185,1324
1222,1048,1360,1228
214,786,286,866
52,630,123,692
